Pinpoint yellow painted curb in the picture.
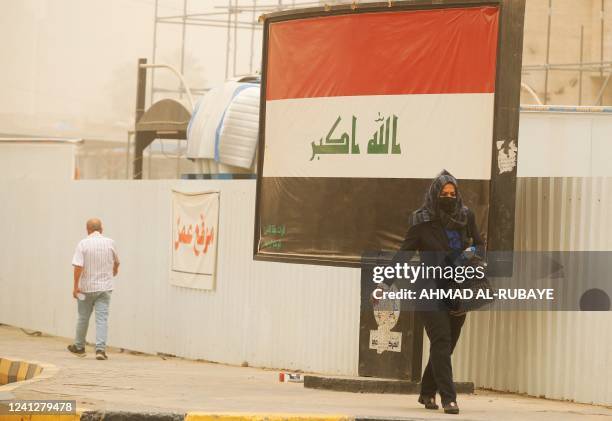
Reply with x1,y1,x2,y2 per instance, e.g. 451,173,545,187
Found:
0,359,10,385
186,414,351,421
0,356,91,420
0,415,81,421
0,355,59,393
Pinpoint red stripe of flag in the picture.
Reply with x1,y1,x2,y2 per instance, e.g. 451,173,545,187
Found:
266,6,499,100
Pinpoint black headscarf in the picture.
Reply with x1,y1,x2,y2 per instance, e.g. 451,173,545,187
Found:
408,169,469,230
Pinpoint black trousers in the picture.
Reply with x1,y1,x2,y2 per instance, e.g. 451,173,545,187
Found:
419,311,466,405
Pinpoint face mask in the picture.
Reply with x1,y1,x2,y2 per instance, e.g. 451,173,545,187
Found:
439,196,457,213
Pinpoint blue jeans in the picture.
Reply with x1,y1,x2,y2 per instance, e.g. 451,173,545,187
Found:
75,290,112,351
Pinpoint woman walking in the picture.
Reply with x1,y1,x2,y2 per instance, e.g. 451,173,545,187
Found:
390,170,483,414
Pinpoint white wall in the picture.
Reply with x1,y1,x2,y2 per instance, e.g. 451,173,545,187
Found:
453,111,612,406
453,177,612,406
517,111,612,177
0,141,77,180
0,179,361,375
1,112,612,405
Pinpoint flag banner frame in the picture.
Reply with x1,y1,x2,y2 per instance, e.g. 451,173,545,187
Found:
254,0,525,268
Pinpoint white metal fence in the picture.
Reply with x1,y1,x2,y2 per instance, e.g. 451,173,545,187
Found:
0,179,361,375
1,111,611,404
453,176,612,406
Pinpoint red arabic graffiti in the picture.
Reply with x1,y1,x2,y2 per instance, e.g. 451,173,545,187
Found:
174,214,215,256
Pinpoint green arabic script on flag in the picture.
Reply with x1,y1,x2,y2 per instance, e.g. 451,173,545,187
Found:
310,113,402,161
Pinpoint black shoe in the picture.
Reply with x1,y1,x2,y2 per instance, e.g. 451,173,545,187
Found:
443,401,460,414
95,350,108,360
418,395,439,410
67,344,86,357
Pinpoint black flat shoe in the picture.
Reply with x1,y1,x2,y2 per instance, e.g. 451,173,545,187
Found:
95,350,108,360
67,344,86,358
443,401,460,414
418,395,439,410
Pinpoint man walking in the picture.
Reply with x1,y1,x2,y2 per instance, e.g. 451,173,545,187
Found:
67,218,119,360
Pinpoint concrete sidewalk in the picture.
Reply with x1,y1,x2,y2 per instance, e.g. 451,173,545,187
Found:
1,325,611,421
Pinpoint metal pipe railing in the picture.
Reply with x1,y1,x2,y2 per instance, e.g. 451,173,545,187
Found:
139,63,195,111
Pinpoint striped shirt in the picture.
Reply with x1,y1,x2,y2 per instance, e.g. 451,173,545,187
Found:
72,231,119,292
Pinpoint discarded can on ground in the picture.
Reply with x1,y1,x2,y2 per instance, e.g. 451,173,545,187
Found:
278,372,303,383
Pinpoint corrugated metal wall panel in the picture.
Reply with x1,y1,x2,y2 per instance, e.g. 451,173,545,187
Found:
0,179,361,376
2,177,611,397
453,177,612,405
2,115,612,403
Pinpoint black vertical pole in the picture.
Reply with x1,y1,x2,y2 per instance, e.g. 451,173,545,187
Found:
487,0,526,273
133,58,147,179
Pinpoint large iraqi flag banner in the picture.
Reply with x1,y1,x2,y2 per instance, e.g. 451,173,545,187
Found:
255,5,500,265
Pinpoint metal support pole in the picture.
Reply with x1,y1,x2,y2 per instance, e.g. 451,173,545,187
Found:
126,131,133,179
579,25,584,105
601,0,605,78
150,0,159,107
544,0,552,105
133,58,147,179
176,139,181,179
523,60,612,69
139,63,195,110
225,0,231,79
233,0,238,77
521,82,543,105
148,147,152,179
249,0,256,73
595,72,611,105
180,0,187,100
136,58,147,124
157,20,256,30
178,0,187,177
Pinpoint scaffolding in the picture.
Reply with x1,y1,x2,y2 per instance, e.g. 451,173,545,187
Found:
133,0,612,179
148,0,611,108
521,0,611,106
138,1,325,179
149,0,326,106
